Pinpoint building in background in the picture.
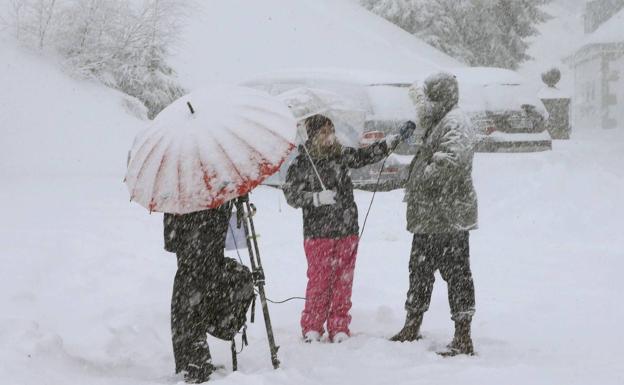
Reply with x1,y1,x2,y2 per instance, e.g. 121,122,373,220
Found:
584,0,624,33
567,3,624,129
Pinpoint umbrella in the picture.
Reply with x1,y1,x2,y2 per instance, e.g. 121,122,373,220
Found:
276,87,367,147
125,86,297,214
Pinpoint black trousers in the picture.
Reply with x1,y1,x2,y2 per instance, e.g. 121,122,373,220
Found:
405,232,475,321
168,207,230,374
171,251,224,374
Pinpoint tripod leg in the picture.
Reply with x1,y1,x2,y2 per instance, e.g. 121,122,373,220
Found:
255,282,280,368
235,196,281,369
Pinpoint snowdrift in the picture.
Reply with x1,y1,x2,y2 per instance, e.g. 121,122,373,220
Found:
0,39,143,178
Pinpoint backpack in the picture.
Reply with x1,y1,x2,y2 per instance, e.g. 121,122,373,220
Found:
203,257,255,341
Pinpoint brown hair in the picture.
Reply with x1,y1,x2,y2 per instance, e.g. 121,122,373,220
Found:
304,114,333,140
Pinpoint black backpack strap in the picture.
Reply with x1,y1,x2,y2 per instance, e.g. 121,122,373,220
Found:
242,326,248,346
250,294,256,323
231,325,249,372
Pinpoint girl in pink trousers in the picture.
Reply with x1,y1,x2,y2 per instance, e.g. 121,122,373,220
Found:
283,114,414,342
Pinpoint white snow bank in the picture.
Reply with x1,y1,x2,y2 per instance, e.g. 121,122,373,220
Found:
486,130,552,142
171,0,463,88
0,39,143,178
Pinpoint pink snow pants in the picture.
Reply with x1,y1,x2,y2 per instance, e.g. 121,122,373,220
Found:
301,235,359,340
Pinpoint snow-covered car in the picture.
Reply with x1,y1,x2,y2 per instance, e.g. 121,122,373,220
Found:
241,68,418,151
453,67,552,152
241,68,420,186
360,67,553,154
243,67,551,187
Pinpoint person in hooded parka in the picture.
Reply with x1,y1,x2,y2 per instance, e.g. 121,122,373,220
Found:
390,72,479,357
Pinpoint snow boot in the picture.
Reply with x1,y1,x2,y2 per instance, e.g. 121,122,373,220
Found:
303,331,321,343
390,312,423,342
438,319,474,357
332,332,349,343
183,363,215,384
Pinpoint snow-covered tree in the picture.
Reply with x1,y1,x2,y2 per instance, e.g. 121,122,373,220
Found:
56,0,186,118
3,0,186,118
0,0,28,40
1,0,59,48
361,0,551,69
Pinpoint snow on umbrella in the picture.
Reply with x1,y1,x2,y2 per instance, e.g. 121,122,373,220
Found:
277,87,367,147
125,86,297,214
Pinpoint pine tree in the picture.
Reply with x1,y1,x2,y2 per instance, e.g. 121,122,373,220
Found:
361,0,551,69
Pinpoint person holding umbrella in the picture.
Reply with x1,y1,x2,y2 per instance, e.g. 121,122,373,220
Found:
125,86,297,382
163,206,231,382
283,114,415,343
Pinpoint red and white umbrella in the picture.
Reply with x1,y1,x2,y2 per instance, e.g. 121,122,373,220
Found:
125,86,297,214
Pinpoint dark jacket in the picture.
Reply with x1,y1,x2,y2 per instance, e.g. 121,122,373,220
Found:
164,203,232,266
283,140,390,239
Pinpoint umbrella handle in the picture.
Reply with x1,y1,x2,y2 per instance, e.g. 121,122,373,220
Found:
187,102,195,114
300,141,327,191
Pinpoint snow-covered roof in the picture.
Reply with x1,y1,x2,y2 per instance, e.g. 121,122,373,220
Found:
566,8,624,64
171,0,464,88
242,65,547,119
582,8,624,46
242,68,418,87
245,67,527,88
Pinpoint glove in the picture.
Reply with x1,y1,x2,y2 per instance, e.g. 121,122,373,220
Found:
399,121,416,141
313,190,337,207
432,151,458,166
385,134,401,149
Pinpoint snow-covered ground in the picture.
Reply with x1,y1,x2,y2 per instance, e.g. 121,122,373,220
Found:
2,39,624,384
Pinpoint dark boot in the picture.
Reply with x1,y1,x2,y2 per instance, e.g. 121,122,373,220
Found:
439,319,474,357
181,339,214,383
390,312,423,342
183,363,214,384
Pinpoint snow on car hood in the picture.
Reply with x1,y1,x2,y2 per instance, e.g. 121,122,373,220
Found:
453,68,548,117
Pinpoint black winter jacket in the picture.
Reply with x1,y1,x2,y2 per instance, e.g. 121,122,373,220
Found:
164,203,232,267
283,141,390,239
